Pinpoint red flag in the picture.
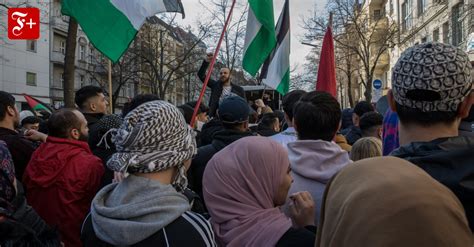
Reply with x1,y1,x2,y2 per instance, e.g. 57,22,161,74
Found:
316,26,337,97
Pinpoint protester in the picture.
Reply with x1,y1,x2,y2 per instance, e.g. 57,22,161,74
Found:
255,98,273,116
188,96,253,201
199,118,224,147
0,91,37,180
334,133,352,152
21,116,41,131
256,112,280,137
287,91,351,225
121,94,160,118
81,101,216,246
271,90,306,149
315,157,472,247
92,114,124,188
75,86,109,128
350,137,383,161
198,53,245,117
203,137,316,246
344,101,375,145
23,109,104,247
388,42,474,231
0,141,60,246
263,93,275,110
340,108,354,135
382,108,399,155
359,112,383,139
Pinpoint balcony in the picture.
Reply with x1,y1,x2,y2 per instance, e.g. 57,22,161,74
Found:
51,51,65,64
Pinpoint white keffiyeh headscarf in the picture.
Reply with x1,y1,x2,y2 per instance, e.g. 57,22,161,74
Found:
107,100,196,192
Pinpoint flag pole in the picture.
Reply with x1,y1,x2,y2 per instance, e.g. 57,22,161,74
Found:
190,0,237,128
108,59,113,114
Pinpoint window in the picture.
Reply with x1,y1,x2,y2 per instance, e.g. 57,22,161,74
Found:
59,40,66,54
26,40,36,52
417,0,427,16
374,9,382,20
402,0,413,32
79,45,86,61
26,72,37,86
442,22,449,43
80,75,85,86
60,73,64,83
421,36,428,43
433,28,440,42
390,0,394,15
452,2,463,46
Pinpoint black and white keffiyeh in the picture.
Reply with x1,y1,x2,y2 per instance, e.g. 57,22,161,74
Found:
107,100,197,192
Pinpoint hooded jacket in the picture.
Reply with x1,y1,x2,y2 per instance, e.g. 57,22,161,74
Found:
81,175,215,246
391,136,474,231
188,129,254,201
286,140,351,225
23,136,104,247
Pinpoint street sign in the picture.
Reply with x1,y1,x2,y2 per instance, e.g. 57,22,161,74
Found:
373,79,382,90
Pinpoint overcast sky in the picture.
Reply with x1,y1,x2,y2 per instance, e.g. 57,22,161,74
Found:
175,0,328,72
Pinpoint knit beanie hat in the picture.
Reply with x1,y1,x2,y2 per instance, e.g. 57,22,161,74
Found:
392,42,473,112
107,100,196,192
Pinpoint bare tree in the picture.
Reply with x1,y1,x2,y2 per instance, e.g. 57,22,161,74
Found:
63,18,78,108
198,0,247,72
134,17,209,100
302,0,398,102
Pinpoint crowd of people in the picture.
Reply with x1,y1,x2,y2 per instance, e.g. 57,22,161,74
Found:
0,42,473,246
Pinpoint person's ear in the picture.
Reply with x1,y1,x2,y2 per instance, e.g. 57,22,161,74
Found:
387,90,397,113
6,106,16,117
71,128,80,140
457,91,473,119
378,127,383,139
90,102,97,112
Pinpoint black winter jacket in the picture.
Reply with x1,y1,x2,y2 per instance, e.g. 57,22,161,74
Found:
0,183,60,247
391,136,474,231
81,211,215,247
188,129,254,201
197,61,246,117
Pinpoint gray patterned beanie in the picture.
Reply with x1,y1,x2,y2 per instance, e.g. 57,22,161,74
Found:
107,100,197,192
392,42,473,112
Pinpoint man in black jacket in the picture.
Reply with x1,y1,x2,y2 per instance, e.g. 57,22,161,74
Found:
388,43,474,231
198,53,246,117
188,96,253,201
0,91,36,180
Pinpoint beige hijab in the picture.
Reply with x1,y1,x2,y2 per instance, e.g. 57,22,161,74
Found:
315,157,472,247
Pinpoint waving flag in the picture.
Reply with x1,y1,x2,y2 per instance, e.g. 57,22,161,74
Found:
316,26,337,97
61,0,185,63
260,0,290,95
23,94,53,113
242,0,277,76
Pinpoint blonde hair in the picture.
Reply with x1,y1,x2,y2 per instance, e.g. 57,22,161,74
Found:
350,137,383,161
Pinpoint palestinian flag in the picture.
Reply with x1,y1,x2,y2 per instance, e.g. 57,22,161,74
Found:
61,0,185,63
23,94,53,114
260,0,290,95
242,0,277,76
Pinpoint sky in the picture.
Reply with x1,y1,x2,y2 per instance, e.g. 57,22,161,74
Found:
175,0,328,73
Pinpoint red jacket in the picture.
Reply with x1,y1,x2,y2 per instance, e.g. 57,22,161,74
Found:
23,136,104,247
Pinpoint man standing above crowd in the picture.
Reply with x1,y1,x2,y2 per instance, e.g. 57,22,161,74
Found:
24,109,104,247
389,42,474,231
198,53,246,117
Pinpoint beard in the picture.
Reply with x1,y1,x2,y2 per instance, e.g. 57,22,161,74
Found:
78,133,89,142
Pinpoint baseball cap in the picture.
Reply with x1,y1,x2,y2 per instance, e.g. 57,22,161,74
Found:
392,42,473,112
218,96,249,123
